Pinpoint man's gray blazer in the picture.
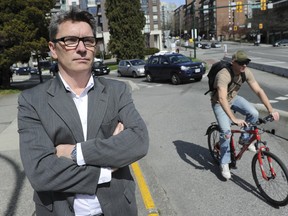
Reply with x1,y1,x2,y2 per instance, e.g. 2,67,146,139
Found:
18,75,149,216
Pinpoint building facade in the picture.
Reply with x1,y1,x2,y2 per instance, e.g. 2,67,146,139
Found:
174,0,288,43
51,0,163,55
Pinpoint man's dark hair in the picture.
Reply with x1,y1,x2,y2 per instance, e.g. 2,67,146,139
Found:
49,7,96,41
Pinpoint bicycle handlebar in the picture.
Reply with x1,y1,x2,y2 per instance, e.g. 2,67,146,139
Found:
231,114,274,127
256,114,274,125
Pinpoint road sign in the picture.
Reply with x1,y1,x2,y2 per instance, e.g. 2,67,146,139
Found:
251,5,260,9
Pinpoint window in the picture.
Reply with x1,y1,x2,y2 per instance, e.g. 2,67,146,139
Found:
153,6,158,13
151,57,159,65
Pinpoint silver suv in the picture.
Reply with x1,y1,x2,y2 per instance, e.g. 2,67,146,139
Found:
273,39,288,47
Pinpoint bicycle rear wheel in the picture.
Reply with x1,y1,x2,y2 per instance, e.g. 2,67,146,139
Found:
207,126,221,165
252,151,288,206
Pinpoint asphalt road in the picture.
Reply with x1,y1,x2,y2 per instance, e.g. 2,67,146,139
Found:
1,44,288,215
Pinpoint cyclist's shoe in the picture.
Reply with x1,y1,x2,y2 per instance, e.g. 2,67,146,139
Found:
247,144,256,152
220,164,231,180
239,137,256,152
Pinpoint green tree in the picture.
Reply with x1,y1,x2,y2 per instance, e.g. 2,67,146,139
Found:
105,0,146,61
0,0,55,88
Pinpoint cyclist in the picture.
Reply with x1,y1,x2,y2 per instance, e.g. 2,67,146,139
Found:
210,50,279,180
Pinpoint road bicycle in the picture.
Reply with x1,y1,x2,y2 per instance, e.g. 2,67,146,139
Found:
206,115,288,206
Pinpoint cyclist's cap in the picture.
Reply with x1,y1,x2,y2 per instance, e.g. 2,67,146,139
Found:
232,50,251,64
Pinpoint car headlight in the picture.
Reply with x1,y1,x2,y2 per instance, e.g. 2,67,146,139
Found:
180,66,189,71
95,69,100,71
137,68,145,72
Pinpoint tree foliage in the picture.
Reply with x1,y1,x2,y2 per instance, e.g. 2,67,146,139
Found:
0,0,55,88
105,0,146,61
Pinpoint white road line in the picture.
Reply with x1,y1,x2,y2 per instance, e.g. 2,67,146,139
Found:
269,100,279,103
275,96,288,100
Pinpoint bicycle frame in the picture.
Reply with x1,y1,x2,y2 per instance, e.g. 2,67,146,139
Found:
230,126,274,180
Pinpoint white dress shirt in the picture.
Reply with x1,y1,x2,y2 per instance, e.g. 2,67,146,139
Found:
59,74,111,216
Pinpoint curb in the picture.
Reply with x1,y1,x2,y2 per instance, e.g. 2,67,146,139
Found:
223,56,288,78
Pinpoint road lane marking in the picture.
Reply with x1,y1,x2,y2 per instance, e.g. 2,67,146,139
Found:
269,100,279,103
275,96,288,100
131,162,159,216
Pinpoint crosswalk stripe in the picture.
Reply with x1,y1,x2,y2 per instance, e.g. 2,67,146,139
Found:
275,96,288,100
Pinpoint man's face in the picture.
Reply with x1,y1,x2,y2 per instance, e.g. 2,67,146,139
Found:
49,21,96,75
232,60,249,74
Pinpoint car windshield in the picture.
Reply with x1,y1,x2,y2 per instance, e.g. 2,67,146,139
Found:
130,59,146,66
94,61,103,67
169,55,191,64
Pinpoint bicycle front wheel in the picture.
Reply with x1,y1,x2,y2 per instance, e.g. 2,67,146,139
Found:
252,151,288,206
207,126,221,165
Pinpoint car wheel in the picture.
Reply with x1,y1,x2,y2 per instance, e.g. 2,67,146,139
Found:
171,74,181,85
132,71,137,78
146,73,153,82
117,71,122,77
194,77,202,82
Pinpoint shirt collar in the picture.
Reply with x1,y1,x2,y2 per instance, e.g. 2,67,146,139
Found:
58,73,94,96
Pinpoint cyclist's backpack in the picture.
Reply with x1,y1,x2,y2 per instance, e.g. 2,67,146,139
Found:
204,60,246,95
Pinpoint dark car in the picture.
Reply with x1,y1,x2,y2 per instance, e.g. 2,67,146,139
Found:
49,62,58,76
200,43,211,49
211,42,221,48
273,39,288,47
30,67,39,75
92,61,110,76
144,52,205,85
15,66,31,75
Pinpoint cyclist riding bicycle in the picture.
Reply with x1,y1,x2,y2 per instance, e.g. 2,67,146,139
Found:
210,50,279,180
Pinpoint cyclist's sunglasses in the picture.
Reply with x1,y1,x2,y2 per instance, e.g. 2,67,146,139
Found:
235,60,250,66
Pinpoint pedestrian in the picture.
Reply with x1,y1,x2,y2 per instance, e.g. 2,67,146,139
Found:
18,8,149,216
210,50,279,180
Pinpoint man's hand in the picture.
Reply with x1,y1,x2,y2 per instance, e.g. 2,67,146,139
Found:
55,144,75,159
271,111,280,121
233,118,248,127
113,122,124,135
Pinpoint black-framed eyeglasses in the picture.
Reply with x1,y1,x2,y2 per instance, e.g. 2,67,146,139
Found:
235,60,250,66
52,36,96,48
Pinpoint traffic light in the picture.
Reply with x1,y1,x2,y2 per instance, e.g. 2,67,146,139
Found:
259,23,263,29
234,26,238,31
236,1,243,13
261,0,266,10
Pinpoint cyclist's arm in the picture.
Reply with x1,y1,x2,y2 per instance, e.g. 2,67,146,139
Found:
217,86,247,126
248,81,280,120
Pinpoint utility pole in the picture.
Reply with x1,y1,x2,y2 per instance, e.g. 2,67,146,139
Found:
192,0,196,58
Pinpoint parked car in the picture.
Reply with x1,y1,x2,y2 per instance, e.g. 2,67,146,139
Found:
30,67,39,75
144,52,205,85
15,66,31,75
273,39,288,47
117,59,146,78
92,61,110,76
49,62,58,76
200,43,211,49
211,42,221,48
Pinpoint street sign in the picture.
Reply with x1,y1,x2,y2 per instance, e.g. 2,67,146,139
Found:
251,5,260,9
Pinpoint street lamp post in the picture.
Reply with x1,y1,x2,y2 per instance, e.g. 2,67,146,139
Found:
192,0,196,59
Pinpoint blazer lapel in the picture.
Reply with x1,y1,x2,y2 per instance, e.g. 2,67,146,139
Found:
47,76,84,142
87,78,108,140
